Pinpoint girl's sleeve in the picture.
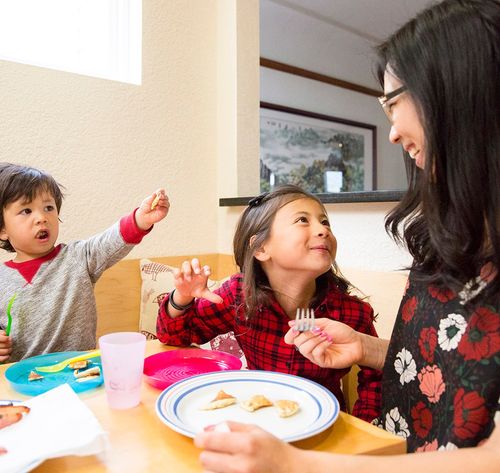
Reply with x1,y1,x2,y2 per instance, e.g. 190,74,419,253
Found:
156,276,238,347
351,301,383,422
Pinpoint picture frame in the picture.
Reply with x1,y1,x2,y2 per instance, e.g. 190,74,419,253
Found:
260,102,377,194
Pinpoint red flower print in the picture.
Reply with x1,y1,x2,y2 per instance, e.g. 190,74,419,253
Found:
411,401,433,438
418,365,446,403
415,439,438,452
428,285,455,303
453,389,489,439
418,327,438,363
402,296,417,323
457,307,500,361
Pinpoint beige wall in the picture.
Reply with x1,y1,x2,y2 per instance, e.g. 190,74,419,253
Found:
0,0,409,274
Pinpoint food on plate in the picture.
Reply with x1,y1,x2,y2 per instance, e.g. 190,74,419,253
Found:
74,365,101,379
0,404,30,430
68,360,89,370
274,399,300,418
240,394,273,412
151,192,161,210
28,370,44,381
200,390,237,410
76,374,101,383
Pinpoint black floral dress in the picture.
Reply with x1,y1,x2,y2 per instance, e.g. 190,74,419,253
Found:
375,266,500,452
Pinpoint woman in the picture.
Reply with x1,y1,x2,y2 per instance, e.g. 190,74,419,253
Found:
194,0,500,471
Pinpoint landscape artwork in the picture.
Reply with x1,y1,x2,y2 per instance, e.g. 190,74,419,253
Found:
260,104,375,194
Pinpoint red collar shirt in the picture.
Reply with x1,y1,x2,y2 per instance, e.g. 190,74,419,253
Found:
157,274,382,421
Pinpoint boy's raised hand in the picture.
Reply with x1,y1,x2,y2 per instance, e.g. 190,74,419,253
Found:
135,188,170,231
0,331,12,362
174,258,223,305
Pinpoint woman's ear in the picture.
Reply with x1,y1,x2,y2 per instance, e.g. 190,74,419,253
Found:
249,235,270,262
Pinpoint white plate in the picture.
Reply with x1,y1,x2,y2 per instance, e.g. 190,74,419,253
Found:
156,370,339,442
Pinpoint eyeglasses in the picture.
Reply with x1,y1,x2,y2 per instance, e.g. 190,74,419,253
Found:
378,85,407,123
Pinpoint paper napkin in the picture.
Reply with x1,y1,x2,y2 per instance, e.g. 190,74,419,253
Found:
0,383,108,473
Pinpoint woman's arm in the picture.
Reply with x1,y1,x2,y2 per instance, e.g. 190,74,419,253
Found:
195,423,500,473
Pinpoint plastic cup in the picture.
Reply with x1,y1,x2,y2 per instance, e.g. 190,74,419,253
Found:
98,332,146,409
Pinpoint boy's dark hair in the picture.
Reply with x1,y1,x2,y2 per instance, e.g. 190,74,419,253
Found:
233,184,351,320
0,163,64,252
376,0,500,295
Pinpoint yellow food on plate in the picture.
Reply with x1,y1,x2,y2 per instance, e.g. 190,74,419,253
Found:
69,360,89,370
240,394,273,412
274,400,300,418
28,370,44,382
200,390,237,410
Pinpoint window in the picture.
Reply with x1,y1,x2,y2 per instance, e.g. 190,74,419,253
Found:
0,0,141,84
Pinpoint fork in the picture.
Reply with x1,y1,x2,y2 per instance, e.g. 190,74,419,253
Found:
294,308,316,332
34,349,101,373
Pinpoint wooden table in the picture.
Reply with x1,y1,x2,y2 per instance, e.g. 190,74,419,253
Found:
0,340,406,472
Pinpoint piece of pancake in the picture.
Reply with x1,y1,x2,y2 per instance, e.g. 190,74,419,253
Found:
151,193,161,210
74,366,101,379
240,394,273,412
200,390,237,410
28,370,44,381
69,360,89,370
274,400,299,418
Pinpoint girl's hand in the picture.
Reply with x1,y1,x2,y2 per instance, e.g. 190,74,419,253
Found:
195,422,305,473
284,318,363,369
0,331,12,363
174,258,223,305
135,188,170,230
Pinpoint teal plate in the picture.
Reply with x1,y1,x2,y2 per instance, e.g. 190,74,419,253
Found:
5,351,102,396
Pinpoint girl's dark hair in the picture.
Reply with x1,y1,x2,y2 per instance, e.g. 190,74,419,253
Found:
376,0,500,296
0,162,64,252
233,184,351,319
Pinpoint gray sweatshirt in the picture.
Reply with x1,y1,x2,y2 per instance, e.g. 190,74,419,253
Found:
0,213,147,362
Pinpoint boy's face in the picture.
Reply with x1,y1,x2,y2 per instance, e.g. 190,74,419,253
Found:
0,191,60,262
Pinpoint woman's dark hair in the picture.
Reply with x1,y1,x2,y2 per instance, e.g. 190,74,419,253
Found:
376,0,500,295
233,184,351,319
0,162,64,252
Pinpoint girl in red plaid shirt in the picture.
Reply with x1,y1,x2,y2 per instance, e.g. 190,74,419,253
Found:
156,184,381,421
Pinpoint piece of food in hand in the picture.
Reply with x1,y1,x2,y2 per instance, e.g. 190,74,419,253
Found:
0,404,30,430
74,366,101,379
274,400,300,418
200,390,237,410
240,394,273,412
69,360,89,370
151,192,161,210
28,370,44,381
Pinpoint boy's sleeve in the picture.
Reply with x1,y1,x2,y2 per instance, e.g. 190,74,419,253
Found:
72,209,150,281
156,277,237,346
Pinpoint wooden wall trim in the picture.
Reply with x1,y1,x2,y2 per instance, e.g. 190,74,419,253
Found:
260,57,381,97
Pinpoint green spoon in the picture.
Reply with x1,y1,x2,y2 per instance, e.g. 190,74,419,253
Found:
5,293,17,336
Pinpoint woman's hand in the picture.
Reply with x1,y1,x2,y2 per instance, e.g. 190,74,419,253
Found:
284,318,363,369
173,258,223,305
195,422,306,473
135,188,170,230
0,330,12,362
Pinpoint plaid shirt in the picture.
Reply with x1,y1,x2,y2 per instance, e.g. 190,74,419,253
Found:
157,274,382,421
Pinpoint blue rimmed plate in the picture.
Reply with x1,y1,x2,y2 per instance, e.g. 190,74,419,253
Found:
5,351,102,396
156,370,339,442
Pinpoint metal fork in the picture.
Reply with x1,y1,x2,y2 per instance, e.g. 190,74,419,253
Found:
294,308,316,332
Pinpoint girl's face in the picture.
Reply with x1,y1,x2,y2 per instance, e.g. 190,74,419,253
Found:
383,70,426,169
0,190,59,262
255,197,337,278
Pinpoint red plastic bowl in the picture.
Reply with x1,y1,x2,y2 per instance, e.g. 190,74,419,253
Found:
143,348,243,390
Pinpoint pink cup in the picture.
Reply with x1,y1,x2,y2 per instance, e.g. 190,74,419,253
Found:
99,332,146,409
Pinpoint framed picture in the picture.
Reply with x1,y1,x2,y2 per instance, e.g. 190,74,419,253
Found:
260,102,376,193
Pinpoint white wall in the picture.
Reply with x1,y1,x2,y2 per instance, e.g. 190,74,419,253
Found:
0,0,410,274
